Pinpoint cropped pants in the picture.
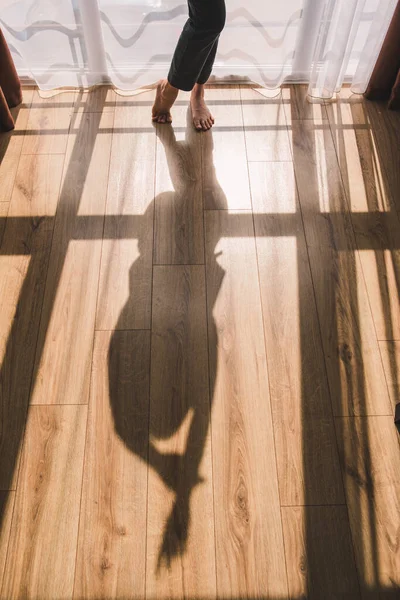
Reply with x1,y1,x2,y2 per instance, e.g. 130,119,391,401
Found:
167,0,226,92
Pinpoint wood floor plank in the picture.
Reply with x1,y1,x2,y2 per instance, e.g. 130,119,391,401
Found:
0,153,64,490
335,416,400,598
250,161,344,505
326,91,391,214
31,110,113,404
290,117,355,248
74,330,150,600
282,505,360,599
291,117,391,416
310,239,391,422
357,236,400,343
95,126,154,331
364,100,400,217
205,210,288,599
1,404,87,600
146,265,216,599
308,240,391,417
326,94,400,341
113,88,156,162
0,88,33,203
21,90,75,155
154,100,204,265
379,341,400,412
282,84,327,121
74,86,116,113
240,87,292,162
0,492,15,591
0,203,9,248
202,86,251,210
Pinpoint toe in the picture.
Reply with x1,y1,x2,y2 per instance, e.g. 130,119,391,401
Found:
194,119,202,130
167,113,172,123
200,119,207,131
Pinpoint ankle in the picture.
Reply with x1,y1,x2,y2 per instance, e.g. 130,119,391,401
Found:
162,79,178,95
191,83,205,98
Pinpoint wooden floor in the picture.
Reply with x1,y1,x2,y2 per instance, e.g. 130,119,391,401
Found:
0,83,399,599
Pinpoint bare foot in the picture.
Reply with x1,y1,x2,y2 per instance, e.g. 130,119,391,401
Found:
190,84,214,131
152,79,179,124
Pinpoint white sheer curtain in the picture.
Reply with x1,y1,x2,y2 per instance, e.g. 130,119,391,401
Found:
0,0,397,97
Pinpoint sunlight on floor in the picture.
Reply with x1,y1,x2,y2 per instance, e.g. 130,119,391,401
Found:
0,84,399,599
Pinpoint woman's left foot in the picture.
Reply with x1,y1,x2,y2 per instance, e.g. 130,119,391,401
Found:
190,85,214,131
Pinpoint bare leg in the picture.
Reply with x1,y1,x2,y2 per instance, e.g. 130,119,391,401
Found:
152,79,179,124
190,83,215,131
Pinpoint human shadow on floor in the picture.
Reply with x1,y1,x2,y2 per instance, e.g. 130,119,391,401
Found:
108,110,226,569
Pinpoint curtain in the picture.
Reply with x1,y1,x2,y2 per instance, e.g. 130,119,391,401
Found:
0,0,397,97
365,0,400,109
0,28,22,131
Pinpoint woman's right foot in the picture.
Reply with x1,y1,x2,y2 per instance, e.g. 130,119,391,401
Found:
190,83,214,131
152,79,179,124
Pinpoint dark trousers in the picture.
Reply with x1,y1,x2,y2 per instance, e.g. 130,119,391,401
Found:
168,0,226,92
